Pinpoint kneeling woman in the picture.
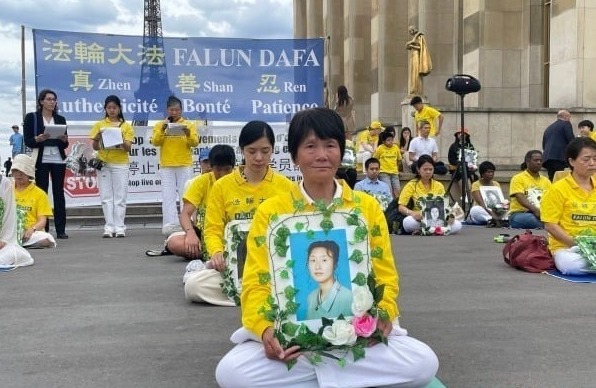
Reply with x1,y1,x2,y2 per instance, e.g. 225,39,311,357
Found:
12,154,56,248
216,108,438,388
541,137,596,275
398,155,462,234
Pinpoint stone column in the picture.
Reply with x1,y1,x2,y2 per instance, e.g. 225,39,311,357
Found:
306,0,324,38
293,0,306,38
323,0,344,105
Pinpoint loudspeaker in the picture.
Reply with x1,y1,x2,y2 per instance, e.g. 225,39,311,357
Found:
445,74,481,95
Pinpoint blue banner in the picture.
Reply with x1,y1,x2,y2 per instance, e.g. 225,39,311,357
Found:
33,29,324,122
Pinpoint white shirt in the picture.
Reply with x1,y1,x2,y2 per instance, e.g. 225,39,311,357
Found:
408,136,438,161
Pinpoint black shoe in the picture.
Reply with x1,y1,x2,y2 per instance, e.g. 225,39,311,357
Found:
56,233,69,239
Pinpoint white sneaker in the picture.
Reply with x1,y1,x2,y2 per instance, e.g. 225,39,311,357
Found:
182,260,206,284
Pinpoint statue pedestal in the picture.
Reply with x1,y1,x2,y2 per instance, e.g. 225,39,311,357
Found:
401,97,415,131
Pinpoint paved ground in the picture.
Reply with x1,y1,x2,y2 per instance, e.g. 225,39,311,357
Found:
1,224,595,388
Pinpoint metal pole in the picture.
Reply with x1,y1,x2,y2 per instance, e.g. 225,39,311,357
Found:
21,25,26,120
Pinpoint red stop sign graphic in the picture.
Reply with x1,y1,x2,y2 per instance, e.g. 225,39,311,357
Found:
63,169,100,198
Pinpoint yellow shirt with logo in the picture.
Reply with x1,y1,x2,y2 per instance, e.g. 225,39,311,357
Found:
150,118,199,167
15,183,53,230
241,180,399,337
89,118,135,164
203,167,294,256
398,179,445,211
470,180,501,206
373,144,401,174
183,172,216,229
541,175,596,252
508,170,551,213
414,106,441,137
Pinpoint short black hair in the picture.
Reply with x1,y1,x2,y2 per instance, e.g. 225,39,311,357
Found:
379,131,395,143
307,240,340,268
288,108,346,161
166,95,182,108
365,157,380,169
478,161,496,176
524,149,542,164
417,154,434,170
410,96,423,106
239,120,275,149
209,144,236,168
566,137,596,171
578,120,594,131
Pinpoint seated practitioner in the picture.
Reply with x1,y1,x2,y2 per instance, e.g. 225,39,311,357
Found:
578,119,594,139
398,155,462,234
373,130,402,198
11,154,56,248
408,120,448,175
0,174,34,268
185,120,294,306
542,137,596,275
165,145,235,261
508,150,551,229
355,120,382,173
469,161,507,226
354,158,392,199
448,127,478,182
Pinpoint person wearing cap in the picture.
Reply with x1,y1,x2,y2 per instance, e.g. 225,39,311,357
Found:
356,120,383,173
89,95,135,238
11,154,56,248
198,147,212,175
410,96,443,137
23,89,69,239
9,125,24,158
448,127,478,182
0,172,34,269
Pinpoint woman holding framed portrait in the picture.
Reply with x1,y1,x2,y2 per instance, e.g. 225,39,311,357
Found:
215,108,438,388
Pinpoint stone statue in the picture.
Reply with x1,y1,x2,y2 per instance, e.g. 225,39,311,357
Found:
406,26,433,96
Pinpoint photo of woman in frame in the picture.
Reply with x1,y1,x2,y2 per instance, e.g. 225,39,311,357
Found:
290,229,353,321
480,187,504,207
423,199,445,228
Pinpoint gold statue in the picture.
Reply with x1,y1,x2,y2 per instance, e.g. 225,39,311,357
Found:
406,26,433,96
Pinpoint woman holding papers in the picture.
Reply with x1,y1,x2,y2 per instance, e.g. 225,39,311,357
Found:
151,96,199,236
89,95,135,238
23,89,69,239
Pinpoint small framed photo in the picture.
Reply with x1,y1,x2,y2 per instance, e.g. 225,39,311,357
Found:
480,187,505,207
421,197,447,228
221,220,251,305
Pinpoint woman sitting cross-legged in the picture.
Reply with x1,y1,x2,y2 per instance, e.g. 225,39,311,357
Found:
541,137,596,275
0,174,33,269
468,161,508,227
398,154,462,235
12,154,56,248
215,108,438,388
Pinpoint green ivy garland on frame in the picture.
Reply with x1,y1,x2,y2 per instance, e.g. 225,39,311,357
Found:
254,195,389,369
417,194,454,236
220,220,251,305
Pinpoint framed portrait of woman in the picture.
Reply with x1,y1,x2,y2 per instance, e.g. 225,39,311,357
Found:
421,197,446,228
266,211,371,332
479,186,505,207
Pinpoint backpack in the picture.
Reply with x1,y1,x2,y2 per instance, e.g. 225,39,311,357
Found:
502,230,555,273
384,199,406,234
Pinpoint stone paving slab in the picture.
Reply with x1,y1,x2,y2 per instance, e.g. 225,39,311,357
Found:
0,226,594,387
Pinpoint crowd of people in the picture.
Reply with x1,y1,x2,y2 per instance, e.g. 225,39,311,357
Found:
3,83,596,386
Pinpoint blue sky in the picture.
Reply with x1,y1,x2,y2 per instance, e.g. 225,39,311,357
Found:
0,0,293,160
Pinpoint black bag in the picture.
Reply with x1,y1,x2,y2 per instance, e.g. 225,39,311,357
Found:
384,198,414,235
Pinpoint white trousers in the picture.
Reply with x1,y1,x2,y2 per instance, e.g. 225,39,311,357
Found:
184,269,236,307
0,243,33,268
468,205,491,224
98,163,129,234
216,327,438,388
402,216,463,234
356,151,372,173
553,247,588,275
22,231,56,248
160,166,192,227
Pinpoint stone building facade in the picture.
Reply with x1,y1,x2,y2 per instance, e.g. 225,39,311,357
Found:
294,0,596,165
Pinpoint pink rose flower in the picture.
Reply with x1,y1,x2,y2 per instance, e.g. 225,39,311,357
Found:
434,226,444,236
352,314,378,338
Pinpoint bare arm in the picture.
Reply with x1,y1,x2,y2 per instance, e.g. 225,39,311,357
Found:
544,222,575,248
513,193,540,217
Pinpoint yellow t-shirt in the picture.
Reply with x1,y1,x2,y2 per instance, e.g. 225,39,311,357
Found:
183,172,216,229
203,167,295,256
373,144,401,174
398,179,445,211
414,106,441,137
541,175,596,252
89,118,135,164
356,130,379,153
15,183,53,230
590,132,596,142
241,180,399,337
470,180,501,206
509,170,551,213
150,118,199,167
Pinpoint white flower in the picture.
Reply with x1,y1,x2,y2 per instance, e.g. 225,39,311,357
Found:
351,286,374,317
322,319,357,346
